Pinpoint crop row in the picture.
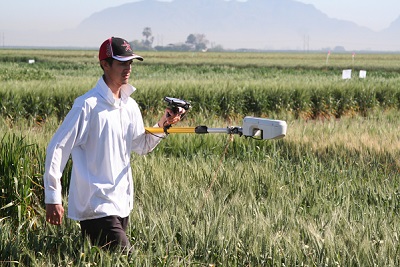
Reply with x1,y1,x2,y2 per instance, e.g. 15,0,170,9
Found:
1,85,400,124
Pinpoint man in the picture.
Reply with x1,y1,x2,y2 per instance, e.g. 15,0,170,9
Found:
44,37,184,251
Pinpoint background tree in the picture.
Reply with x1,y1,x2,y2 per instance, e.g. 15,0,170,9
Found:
186,34,197,46
185,33,209,51
142,27,154,48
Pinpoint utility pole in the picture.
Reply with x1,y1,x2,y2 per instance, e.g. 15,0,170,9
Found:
157,34,163,46
303,34,309,52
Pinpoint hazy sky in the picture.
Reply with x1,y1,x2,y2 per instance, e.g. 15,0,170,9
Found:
0,0,399,32
298,0,400,31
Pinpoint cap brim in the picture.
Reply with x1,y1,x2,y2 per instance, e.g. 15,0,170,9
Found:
112,54,143,61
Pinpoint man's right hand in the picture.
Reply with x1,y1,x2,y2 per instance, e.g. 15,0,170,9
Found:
46,204,64,225
158,107,186,128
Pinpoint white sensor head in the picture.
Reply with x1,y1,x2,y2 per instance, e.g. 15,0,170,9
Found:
242,116,287,140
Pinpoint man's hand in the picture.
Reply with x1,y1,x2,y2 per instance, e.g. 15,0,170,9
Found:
46,204,64,225
158,107,186,128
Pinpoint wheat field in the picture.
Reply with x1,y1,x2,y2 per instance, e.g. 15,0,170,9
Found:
0,49,399,266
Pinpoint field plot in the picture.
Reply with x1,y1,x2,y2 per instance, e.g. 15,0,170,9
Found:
0,50,399,266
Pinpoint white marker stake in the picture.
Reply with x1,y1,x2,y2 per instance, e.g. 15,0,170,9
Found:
359,70,367,79
326,51,331,66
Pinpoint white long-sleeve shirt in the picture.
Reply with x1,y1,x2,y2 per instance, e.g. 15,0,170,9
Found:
44,77,164,221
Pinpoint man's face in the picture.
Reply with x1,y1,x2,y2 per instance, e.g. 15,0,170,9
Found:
105,59,133,87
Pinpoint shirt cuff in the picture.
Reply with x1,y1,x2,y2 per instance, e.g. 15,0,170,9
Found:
45,190,62,204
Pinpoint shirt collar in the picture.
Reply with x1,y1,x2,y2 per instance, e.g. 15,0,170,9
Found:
97,76,137,105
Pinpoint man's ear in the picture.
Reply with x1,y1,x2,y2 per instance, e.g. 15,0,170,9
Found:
100,60,110,70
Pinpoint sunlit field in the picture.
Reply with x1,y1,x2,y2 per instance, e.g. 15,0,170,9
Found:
1,49,399,266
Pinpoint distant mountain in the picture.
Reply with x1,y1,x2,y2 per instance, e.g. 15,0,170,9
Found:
7,0,400,51
71,0,399,51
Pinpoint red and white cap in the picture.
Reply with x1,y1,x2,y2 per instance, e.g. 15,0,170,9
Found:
99,37,143,62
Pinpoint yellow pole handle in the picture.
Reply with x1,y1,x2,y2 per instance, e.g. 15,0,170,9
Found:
145,127,197,134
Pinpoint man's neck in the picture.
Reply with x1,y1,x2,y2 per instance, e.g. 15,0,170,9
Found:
103,75,121,99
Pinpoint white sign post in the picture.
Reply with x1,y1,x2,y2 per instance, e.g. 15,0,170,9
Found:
342,69,352,79
359,70,367,79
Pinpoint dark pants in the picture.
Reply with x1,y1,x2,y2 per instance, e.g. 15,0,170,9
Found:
80,216,131,252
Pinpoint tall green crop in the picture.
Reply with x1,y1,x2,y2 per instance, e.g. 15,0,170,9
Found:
0,133,44,224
